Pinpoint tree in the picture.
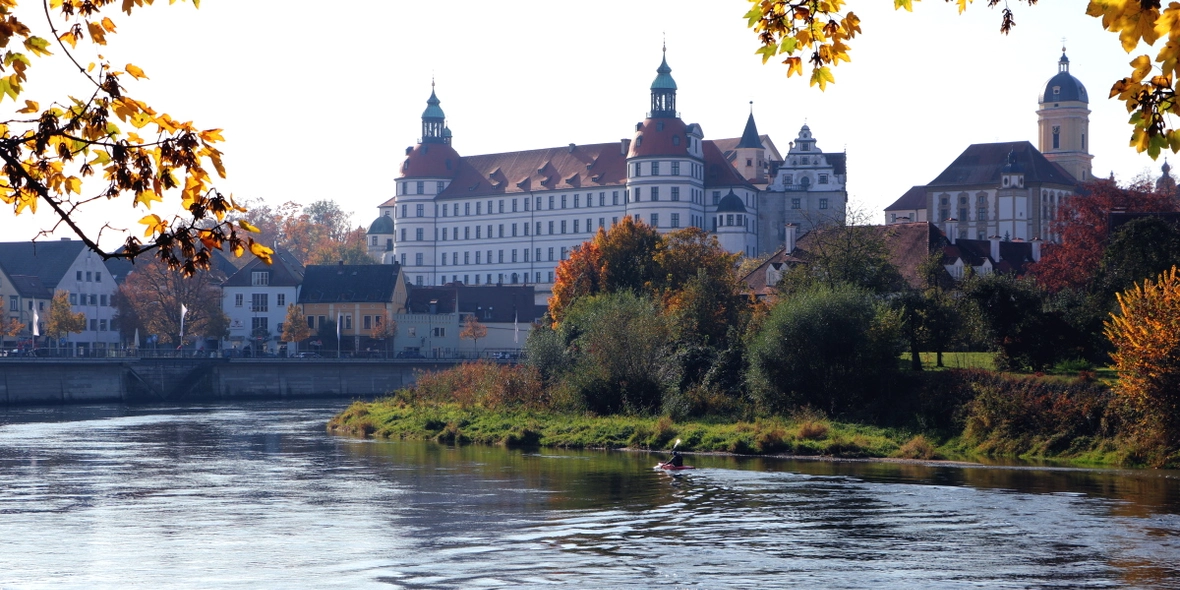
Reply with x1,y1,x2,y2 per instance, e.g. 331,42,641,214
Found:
1096,216,1180,299
596,216,662,294
781,216,905,294
370,315,398,356
0,0,271,272
280,304,313,356
116,257,228,345
744,1,1180,158
1105,266,1180,458
305,226,374,265
1032,180,1178,293
549,241,602,326
747,284,902,417
1,316,27,349
45,290,85,349
460,313,488,354
962,272,1080,372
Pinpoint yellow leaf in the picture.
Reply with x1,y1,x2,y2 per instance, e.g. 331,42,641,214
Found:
16,99,38,114
198,128,224,143
135,189,162,208
809,65,835,90
125,63,148,80
59,31,77,49
101,17,118,33
138,214,165,237
65,176,82,195
238,219,260,233
249,240,275,264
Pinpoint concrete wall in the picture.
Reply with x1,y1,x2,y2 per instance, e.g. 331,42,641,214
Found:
0,358,460,405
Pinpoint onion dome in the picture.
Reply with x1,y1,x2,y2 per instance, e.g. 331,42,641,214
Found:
367,214,394,235
1040,50,1088,104
421,82,448,144
628,117,690,158
715,190,747,213
649,46,677,118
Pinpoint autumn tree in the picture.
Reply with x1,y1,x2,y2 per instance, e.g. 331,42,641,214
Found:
0,0,271,272
548,241,602,326
597,216,662,294
1,317,27,349
45,289,84,350
1105,266,1180,460
305,226,374,265
460,313,488,354
780,216,904,294
745,1,1180,158
116,257,228,345
654,228,744,346
1032,180,1178,293
280,303,313,356
371,315,398,356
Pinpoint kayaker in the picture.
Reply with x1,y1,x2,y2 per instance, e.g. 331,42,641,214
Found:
667,449,683,467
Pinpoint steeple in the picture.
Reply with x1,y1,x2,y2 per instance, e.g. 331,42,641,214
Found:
1059,45,1070,73
421,79,447,144
649,44,677,118
737,102,762,149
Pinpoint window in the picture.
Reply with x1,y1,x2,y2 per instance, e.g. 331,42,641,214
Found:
512,249,518,263
600,192,606,206
652,161,660,175
634,187,641,201
535,248,541,261
415,276,423,286
453,253,458,265
573,219,580,233
400,228,407,242
820,198,829,210
561,220,567,234
86,271,92,282
726,214,734,226
252,271,269,286
1053,125,1060,149
548,221,554,235
586,218,591,232
415,252,424,266
524,249,530,262
498,224,503,238
307,315,315,329
977,207,987,222
548,196,555,209
416,181,424,194
251,317,269,333
561,195,568,209
498,200,505,213
498,250,504,263
523,223,529,236
464,252,470,264
95,272,102,283
671,161,680,175
76,271,82,281
791,198,801,210
433,327,446,337
613,191,619,205
574,194,580,208
251,293,269,312
476,202,482,215
819,174,828,184
8,296,16,311
671,187,679,201
476,226,482,239
511,223,517,237
671,213,680,228
415,228,424,241
513,198,518,212
476,251,482,264
548,247,554,262
415,204,424,217
651,187,660,201
746,158,753,167
959,207,968,220
651,213,659,227
548,271,554,283
69,293,77,305
599,217,605,229
89,319,97,331
364,315,372,330
712,191,721,205
561,247,568,260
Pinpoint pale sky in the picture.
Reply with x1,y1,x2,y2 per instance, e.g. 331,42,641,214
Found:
0,0,1168,247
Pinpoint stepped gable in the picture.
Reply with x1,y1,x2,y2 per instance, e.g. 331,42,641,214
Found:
0,240,85,288
435,143,627,200
702,140,756,190
222,248,304,287
298,263,401,303
885,186,927,212
928,141,1075,187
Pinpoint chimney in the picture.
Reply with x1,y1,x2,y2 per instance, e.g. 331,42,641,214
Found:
338,260,344,266
784,223,797,254
620,138,631,156
405,146,413,155
989,234,1001,262
60,237,70,241
946,218,959,245
1030,237,1042,262
568,143,576,153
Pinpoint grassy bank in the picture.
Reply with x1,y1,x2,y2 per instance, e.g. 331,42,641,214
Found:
328,400,953,460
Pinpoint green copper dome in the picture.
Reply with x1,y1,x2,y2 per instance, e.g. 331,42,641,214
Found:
422,88,445,120
650,53,677,91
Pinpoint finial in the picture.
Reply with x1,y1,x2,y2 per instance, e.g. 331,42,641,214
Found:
749,100,753,114
662,32,666,54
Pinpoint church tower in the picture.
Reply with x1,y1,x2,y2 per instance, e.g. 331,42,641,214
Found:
1037,48,1092,182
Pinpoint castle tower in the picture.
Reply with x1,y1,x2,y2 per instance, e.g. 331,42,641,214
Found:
1037,48,1092,182
734,102,766,184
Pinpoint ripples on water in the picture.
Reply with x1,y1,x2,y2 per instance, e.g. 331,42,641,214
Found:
0,402,1178,589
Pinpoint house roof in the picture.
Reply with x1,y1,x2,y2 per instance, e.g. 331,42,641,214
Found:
927,141,1077,187
703,139,757,190
942,238,1037,275
102,246,242,284
222,248,304,288
0,239,86,289
885,186,927,212
429,142,629,201
795,222,947,290
298,263,401,304
739,247,806,297
629,117,692,158
399,140,462,179
715,190,748,213
737,112,762,148
405,284,537,323
7,274,52,299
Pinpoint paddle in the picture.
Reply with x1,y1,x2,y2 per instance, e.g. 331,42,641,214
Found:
658,438,682,467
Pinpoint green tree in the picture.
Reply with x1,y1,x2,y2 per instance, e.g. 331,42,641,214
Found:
45,290,85,350
0,0,270,271
557,292,674,415
747,284,902,417
782,219,905,294
1097,216,1180,300
597,216,662,294
962,272,1078,372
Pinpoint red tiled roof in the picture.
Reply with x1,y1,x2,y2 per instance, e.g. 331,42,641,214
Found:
436,142,628,200
399,142,462,179
628,118,691,158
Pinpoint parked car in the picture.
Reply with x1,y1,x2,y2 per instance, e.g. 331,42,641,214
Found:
395,350,424,359
297,352,322,359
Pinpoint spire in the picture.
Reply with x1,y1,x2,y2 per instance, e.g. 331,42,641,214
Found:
737,101,762,149
649,45,677,118
421,79,447,144
1059,44,1070,73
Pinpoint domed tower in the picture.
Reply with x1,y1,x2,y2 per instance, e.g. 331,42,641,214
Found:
1158,160,1178,196
626,47,705,233
392,82,460,285
1037,48,1092,182
712,190,756,255
366,212,395,264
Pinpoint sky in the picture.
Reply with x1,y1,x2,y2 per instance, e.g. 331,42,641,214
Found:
0,0,1169,246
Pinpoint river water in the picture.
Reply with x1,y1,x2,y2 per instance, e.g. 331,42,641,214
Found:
1,401,1178,589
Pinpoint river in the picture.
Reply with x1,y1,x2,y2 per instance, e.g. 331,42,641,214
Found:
1,401,1178,589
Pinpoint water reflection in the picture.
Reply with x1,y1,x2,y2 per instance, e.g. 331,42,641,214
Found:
0,402,1177,589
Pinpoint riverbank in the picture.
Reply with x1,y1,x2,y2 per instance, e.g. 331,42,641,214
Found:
328,400,967,461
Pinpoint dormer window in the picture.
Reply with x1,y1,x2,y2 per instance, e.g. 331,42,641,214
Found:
1053,86,1060,95
1003,177,1010,187
252,272,270,286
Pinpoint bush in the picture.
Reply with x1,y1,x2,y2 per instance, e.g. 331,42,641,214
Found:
895,435,938,460
747,284,903,417
411,361,548,410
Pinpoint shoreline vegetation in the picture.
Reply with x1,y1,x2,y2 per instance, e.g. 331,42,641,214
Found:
326,360,1160,468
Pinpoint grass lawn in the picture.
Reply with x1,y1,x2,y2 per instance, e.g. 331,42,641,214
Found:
903,351,996,371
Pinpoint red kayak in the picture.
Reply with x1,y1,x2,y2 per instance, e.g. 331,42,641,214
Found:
655,463,696,471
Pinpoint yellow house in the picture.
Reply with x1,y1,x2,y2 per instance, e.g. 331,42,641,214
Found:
297,263,407,354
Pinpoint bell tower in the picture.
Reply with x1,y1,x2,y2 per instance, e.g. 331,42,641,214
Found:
1037,48,1092,182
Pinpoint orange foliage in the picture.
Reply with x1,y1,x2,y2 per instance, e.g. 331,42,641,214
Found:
549,241,602,326
1105,266,1180,450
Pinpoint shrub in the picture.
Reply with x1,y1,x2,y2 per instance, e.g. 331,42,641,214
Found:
895,435,938,460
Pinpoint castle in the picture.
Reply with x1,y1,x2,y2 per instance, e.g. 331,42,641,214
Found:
366,50,848,303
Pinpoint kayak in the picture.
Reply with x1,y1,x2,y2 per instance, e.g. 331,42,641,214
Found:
655,463,696,471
